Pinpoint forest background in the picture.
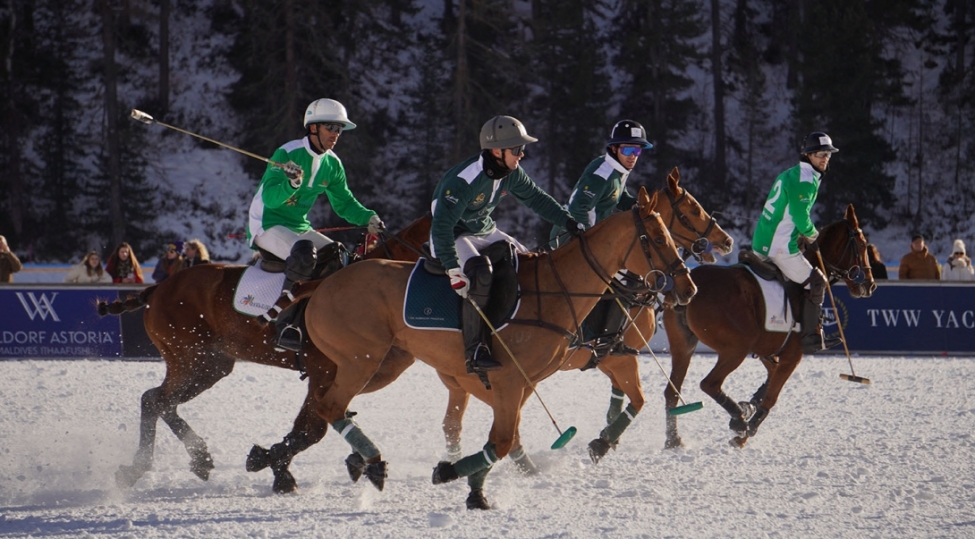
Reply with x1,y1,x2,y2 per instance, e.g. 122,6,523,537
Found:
0,0,973,264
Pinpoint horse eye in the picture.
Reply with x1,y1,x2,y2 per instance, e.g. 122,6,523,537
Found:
654,236,666,245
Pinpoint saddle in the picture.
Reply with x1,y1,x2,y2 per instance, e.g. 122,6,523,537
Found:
737,250,804,309
419,241,520,326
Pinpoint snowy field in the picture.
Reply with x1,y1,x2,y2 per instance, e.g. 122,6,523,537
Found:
0,354,973,538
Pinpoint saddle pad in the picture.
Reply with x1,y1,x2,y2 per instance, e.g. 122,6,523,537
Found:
744,266,796,333
403,260,519,331
234,265,286,317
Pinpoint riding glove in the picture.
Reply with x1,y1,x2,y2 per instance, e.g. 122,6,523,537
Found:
798,231,819,253
447,268,470,298
565,218,586,237
283,161,303,189
367,215,385,235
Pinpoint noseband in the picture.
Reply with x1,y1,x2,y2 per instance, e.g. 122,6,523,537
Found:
818,222,867,285
664,189,718,261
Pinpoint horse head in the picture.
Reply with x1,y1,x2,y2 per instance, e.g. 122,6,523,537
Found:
628,187,697,305
812,204,876,298
660,167,734,263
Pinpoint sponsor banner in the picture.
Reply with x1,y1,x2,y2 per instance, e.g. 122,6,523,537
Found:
0,288,123,358
827,282,975,354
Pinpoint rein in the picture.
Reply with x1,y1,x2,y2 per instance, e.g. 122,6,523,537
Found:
817,222,866,284
664,188,718,262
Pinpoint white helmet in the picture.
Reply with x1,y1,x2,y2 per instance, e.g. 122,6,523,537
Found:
303,98,356,130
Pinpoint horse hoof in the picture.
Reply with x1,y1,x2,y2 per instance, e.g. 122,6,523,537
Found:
730,436,748,448
115,465,145,489
588,438,612,465
664,437,683,450
190,453,214,481
272,469,298,494
345,453,366,483
246,445,270,472
466,488,490,510
432,461,459,485
729,417,748,435
364,461,387,491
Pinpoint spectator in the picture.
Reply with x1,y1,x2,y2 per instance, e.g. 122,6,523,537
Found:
0,235,23,283
64,250,112,284
866,244,888,280
941,239,974,282
105,242,145,284
898,234,940,280
182,238,211,267
152,241,185,282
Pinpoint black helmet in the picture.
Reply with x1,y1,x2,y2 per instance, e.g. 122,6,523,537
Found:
801,131,839,154
608,120,652,149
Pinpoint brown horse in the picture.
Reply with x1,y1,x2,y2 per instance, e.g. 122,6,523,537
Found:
97,216,431,494
435,168,735,468
301,187,697,510
662,204,876,448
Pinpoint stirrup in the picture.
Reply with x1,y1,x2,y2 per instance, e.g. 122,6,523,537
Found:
610,342,640,356
275,325,303,353
467,343,501,372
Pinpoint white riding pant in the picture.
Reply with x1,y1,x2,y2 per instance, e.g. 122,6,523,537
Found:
431,228,528,269
764,250,815,288
254,225,334,261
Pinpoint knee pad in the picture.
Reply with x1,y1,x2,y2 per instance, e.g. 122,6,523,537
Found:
286,240,318,282
804,268,827,306
316,242,348,278
463,256,493,303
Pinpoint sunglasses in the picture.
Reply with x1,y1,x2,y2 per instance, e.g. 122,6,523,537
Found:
811,151,833,158
321,123,344,134
507,145,526,157
619,146,643,157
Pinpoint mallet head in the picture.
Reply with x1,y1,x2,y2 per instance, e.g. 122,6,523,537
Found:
130,109,155,125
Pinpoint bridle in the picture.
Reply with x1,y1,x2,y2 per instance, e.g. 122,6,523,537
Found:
817,221,868,287
664,188,718,262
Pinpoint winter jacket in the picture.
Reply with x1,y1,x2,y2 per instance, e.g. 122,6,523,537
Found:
246,137,376,247
105,255,144,284
430,153,573,271
941,255,975,281
898,248,940,280
152,257,185,282
0,251,22,282
64,263,112,284
183,255,210,267
549,154,636,249
752,162,820,258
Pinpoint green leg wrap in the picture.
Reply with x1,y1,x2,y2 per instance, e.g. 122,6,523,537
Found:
454,442,498,478
599,403,639,444
332,418,380,461
606,387,625,424
467,465,492,490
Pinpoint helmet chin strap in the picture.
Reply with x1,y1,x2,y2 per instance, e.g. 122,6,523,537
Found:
308,128,326,155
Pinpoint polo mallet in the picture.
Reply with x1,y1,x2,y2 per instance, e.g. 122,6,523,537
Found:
614,299,704,415
130,109,287,168
468,299,577,449
815,250,871,385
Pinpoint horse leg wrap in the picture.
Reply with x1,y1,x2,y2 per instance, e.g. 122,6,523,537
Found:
509,446,538,476
746,407,769,437
606,387,625,424
454,442,499,479
599,403,638,445
446,443,463,463
332,418,380,461
467,465,492,490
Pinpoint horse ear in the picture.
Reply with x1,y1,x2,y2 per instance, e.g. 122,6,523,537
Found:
667,167,680,192
645,190,659,213
846,204,859,227
638,186,651,208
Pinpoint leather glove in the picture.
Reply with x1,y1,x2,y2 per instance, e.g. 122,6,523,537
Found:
367,215,385,235
565,217,586,237
447,268,470,298
798,231,819,253
283,161,303,189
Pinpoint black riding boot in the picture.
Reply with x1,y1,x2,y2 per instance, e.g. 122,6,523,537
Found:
461,256,501,373
588,297,639,367
798,283,842,354
274,299,308,352
272,240,317,351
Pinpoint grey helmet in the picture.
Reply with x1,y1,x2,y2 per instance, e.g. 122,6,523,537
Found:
800,131,839,154
608,120,652,149
479,115,538,150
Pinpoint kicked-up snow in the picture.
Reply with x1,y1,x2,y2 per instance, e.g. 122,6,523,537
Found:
0,354,973,538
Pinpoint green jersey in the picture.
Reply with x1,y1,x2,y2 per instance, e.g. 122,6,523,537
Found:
549,154,636,249
246,137,376,247
752,162,820,257
431,153,572,270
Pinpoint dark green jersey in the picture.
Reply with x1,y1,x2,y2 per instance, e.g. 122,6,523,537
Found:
549,154,636,249
431,154,572,270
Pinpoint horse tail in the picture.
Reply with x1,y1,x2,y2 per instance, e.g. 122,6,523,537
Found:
96,285,157,316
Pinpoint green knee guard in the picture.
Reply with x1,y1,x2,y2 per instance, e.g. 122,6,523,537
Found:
606,387,625,424
454,442,499,478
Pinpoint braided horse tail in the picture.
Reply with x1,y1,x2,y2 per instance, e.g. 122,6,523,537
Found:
96,285,156,316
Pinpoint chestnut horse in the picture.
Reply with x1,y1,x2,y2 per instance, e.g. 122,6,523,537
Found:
301,188,697,510
97,216,431,494
435,168,735,468
662,204,876,448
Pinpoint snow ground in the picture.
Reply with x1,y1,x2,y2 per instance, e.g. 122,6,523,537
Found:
0,355,973,538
